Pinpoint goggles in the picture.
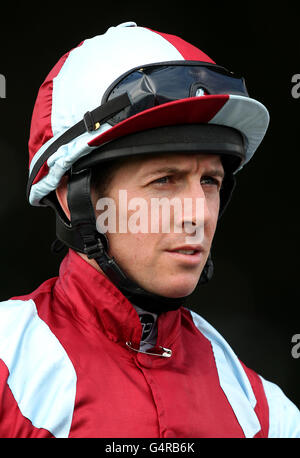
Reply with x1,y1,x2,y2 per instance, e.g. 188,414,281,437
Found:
102,61,249,125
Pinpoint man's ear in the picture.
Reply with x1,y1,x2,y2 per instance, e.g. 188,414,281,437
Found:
56,175,71,221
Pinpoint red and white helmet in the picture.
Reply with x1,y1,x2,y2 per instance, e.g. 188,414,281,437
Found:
27,21,269,207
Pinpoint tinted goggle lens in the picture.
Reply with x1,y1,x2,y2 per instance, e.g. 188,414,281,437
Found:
103,63,248,125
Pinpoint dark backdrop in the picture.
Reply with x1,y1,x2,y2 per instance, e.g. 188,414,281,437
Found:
0,4,299,409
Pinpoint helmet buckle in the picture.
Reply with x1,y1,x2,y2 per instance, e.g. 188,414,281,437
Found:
84,111,100,132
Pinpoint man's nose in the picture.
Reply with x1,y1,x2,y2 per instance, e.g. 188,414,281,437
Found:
174,182,211,239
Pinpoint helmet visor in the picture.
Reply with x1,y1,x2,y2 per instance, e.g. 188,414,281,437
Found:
103,62,249,125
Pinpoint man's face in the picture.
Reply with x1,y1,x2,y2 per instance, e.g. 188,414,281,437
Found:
92,153,224,298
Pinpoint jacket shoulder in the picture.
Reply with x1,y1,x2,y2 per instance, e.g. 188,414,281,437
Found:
8,276,57,302
0,276,57,333
0,280,76,438
187,309,300,438
260,376,300,438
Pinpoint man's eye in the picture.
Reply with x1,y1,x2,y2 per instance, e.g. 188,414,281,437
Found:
201,176,221,187
153,176,171,185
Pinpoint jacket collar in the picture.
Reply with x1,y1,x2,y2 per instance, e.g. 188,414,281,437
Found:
54,249,181,350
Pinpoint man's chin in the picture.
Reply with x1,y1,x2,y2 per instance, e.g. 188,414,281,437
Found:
146,279,200,299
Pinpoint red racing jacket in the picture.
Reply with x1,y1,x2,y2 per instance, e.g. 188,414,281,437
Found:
0,249,299,438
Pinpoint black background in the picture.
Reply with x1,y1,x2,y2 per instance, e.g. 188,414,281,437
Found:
0,3,299,410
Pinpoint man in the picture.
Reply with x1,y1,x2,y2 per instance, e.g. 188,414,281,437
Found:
0,22,299,438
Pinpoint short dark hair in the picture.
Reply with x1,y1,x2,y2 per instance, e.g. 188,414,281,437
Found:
90,157,129,198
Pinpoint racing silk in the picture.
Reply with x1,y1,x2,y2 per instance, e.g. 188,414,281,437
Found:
0,249,299,438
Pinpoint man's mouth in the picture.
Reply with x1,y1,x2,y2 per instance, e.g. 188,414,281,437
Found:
165,245,204,264
167,245,203,254
172,249,198,255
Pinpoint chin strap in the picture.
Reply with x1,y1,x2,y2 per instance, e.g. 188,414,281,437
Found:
46,168,214,314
